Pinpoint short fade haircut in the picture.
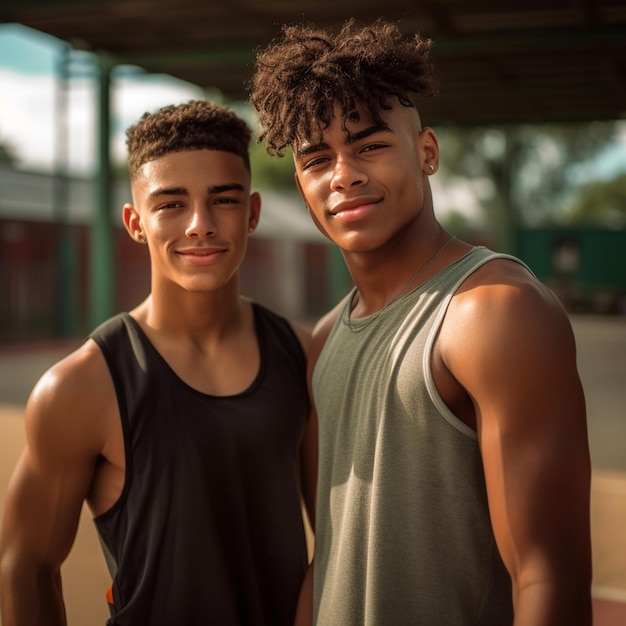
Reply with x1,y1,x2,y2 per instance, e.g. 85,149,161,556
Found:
249,19,438,156
126,100,251,178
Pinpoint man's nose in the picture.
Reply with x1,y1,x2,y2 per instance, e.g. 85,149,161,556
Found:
185,206,216,238
330,154,367,191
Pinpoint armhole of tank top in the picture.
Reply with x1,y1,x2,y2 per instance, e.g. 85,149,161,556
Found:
91,324,133,520
422,294,478,441
421,252,525,441
422,252,533,439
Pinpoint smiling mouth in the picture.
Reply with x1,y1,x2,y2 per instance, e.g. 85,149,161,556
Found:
330,201,379,223
177,246,226,254
177,248,227,263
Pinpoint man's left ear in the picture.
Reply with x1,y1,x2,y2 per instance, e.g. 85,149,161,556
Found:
420,127,440,175
248,191,261,233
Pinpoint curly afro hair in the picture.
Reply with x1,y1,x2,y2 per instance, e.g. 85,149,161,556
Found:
249,19,438,156
126,100,251,178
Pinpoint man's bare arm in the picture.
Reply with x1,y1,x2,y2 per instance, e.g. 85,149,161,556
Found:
442,261,592,625
0,343,111,626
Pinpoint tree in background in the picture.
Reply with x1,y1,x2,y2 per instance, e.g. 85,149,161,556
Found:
249,139,297,191
434,120,625,240
565,172,626,229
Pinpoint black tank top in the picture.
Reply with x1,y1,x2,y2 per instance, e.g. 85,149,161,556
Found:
90,303,309,625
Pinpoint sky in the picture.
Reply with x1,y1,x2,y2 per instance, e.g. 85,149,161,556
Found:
0,22,209,174
1,21,625,214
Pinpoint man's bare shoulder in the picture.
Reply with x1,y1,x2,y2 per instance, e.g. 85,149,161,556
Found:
29,339,109,406
451,256,568,329
25,339,115,458
442,255,577,381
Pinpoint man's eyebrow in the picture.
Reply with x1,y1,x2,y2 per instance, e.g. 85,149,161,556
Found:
348,124,391,143
209,183,245,194
296,142,329,158
148,186,188,199
147,183,245,199
296,123,392,158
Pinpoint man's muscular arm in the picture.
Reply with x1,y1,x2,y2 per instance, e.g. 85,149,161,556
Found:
441,260,592,626
0,342,110,626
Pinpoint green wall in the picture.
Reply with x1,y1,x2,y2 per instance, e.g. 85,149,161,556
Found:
519,228,626,312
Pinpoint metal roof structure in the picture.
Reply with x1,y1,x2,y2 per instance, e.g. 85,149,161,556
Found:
2,0,626,126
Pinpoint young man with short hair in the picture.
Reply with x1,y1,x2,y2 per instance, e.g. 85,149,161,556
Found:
0,100,316,625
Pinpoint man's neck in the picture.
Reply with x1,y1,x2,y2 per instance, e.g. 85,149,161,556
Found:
132,284,245,342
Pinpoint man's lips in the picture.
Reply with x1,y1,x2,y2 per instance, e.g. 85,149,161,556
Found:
176,247,227,263
329,198,380,223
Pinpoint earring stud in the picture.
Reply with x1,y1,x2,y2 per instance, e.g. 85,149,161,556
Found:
429,165,435,172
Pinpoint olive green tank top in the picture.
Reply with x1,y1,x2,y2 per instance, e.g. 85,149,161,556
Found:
312,247,526,625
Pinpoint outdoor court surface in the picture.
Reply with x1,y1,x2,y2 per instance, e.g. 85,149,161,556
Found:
0,314,625,625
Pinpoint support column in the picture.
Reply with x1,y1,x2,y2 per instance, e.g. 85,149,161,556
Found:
498,127,520,256
90,52,115,328
54,42,78,337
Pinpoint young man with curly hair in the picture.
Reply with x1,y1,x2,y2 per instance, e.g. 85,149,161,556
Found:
250,20,592,625
0,100,316,625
